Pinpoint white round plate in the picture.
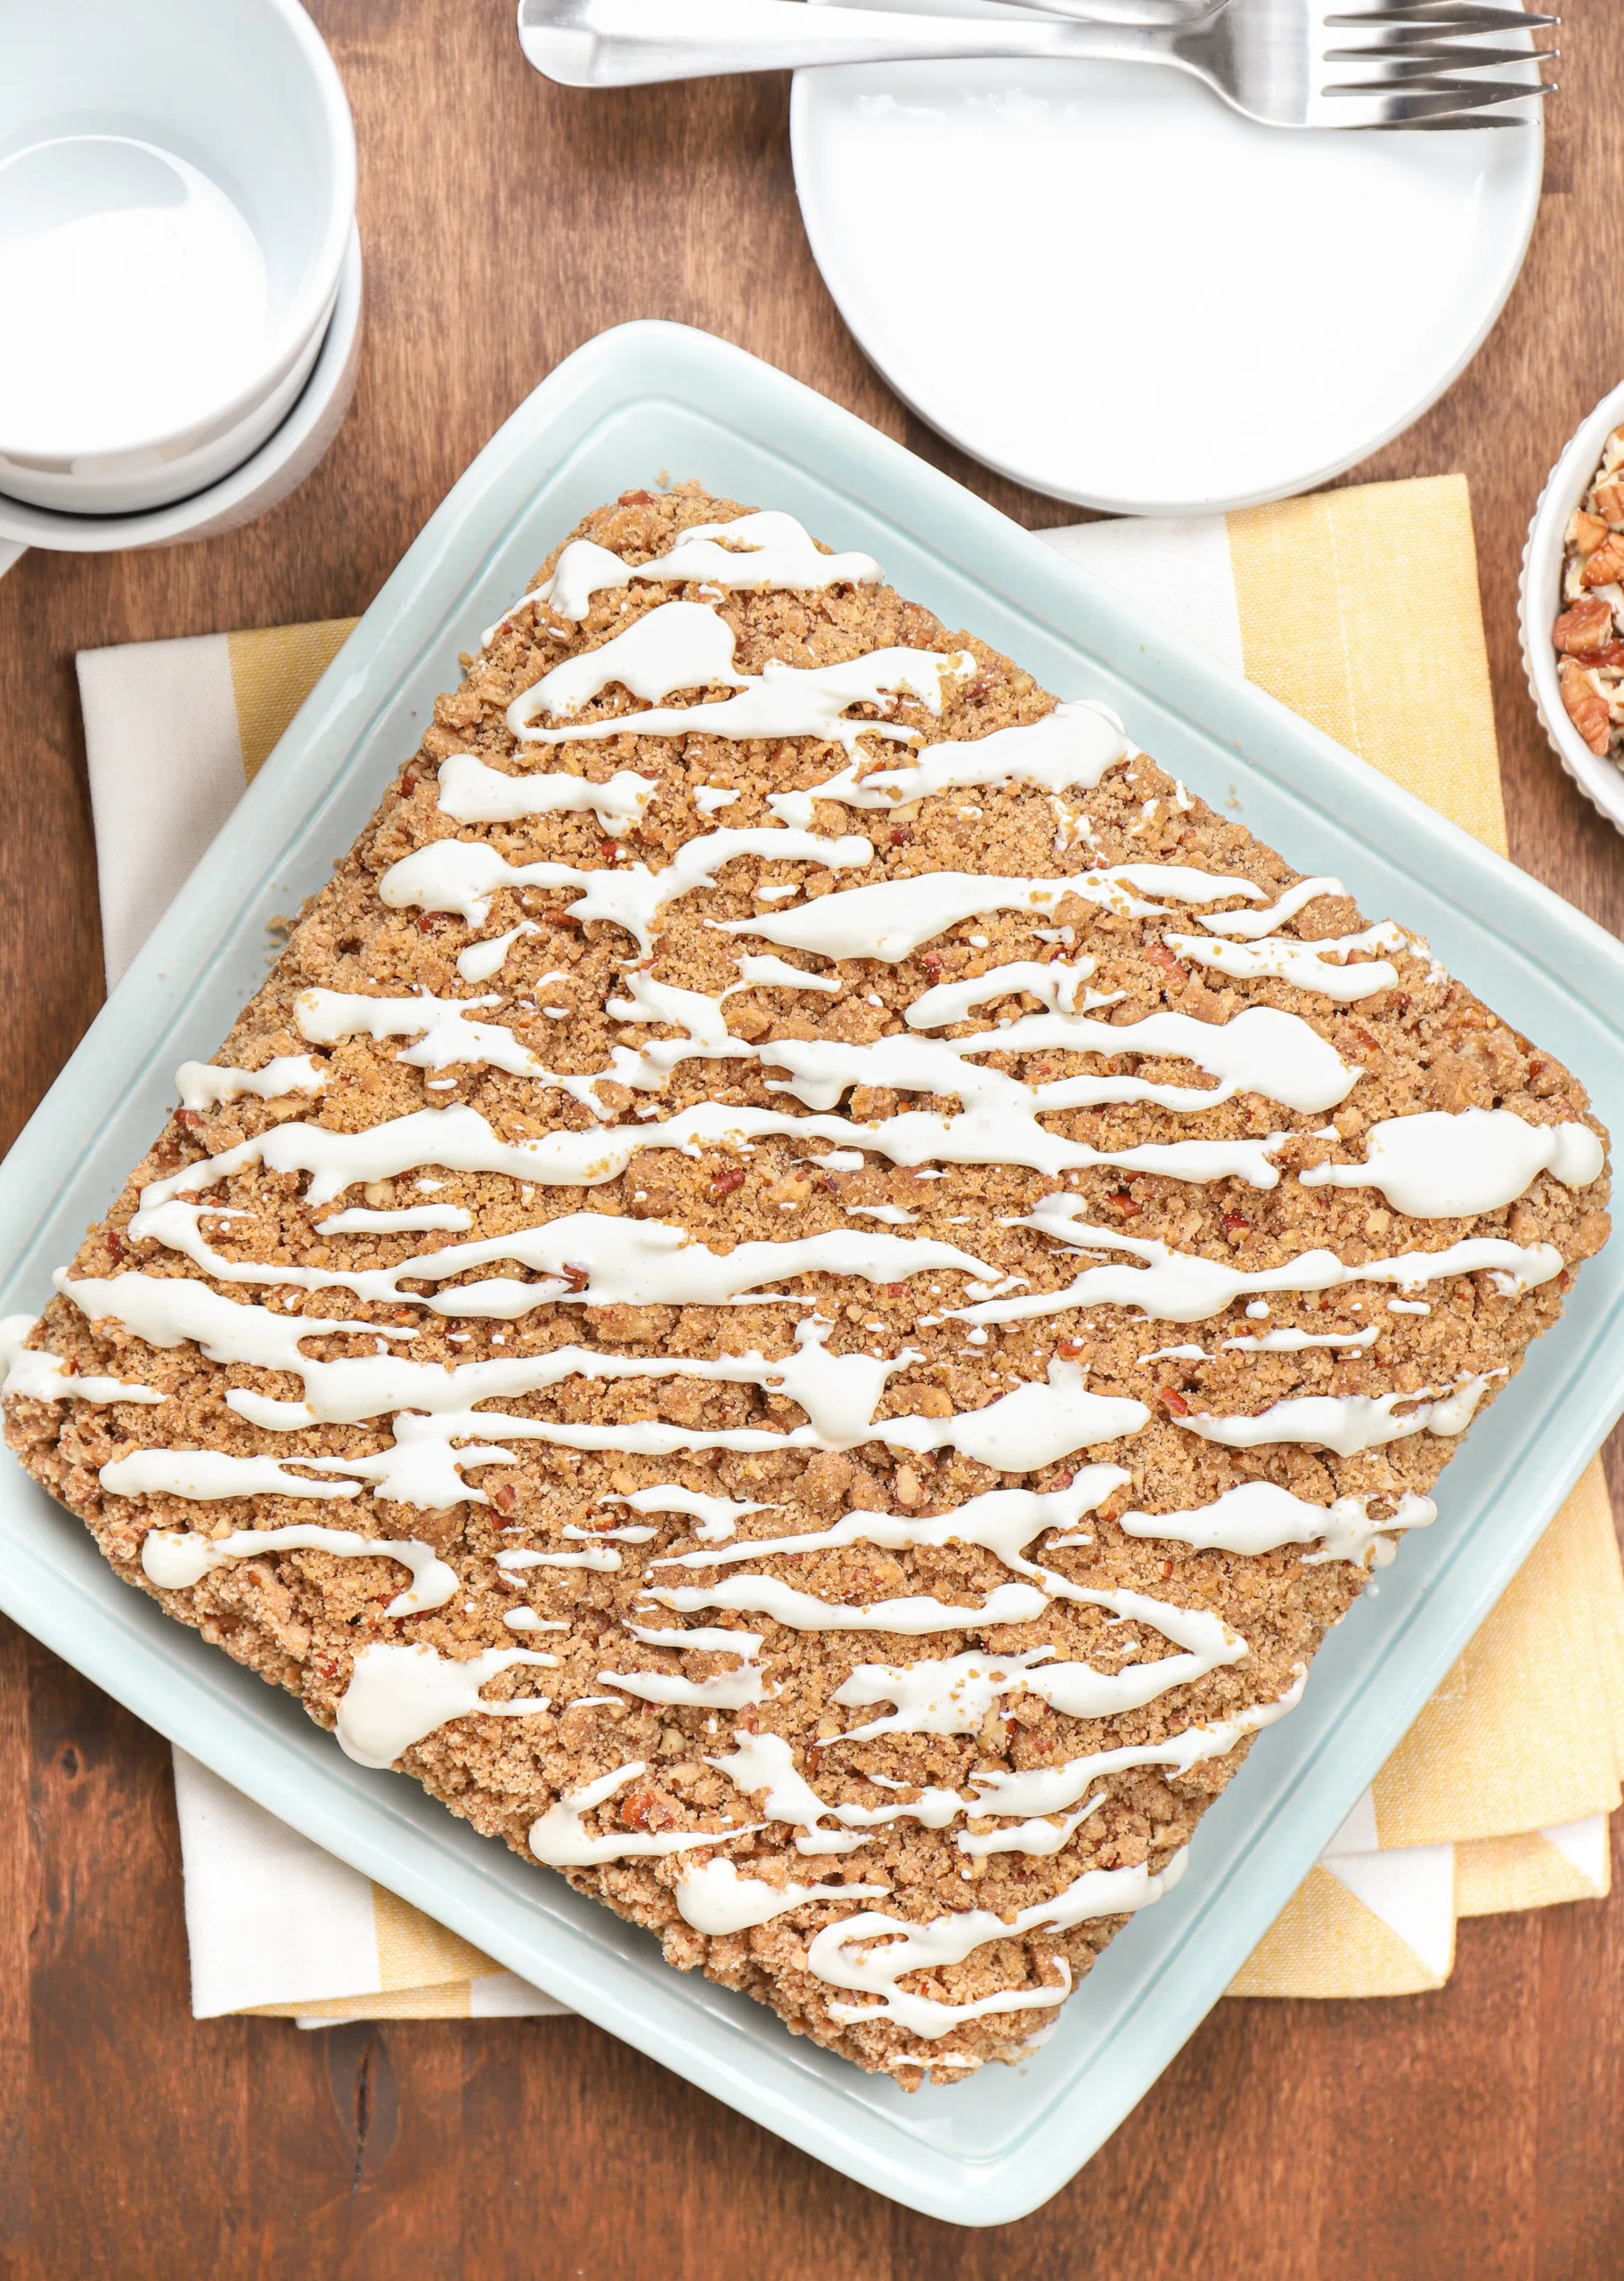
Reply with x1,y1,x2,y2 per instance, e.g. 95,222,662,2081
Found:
0,225,362,556
791,55,1543,513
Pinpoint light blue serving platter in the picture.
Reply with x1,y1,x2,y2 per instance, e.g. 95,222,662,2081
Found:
1,322,1620,2227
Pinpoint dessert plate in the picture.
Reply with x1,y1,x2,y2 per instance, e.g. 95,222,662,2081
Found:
791,20,1544,512
1,322,1621,2225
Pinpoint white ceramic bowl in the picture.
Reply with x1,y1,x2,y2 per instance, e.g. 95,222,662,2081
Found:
1519,376,1624,840
0,225,362,562
0,0,355,516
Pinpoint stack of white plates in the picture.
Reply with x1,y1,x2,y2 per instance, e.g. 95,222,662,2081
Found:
0,0,361,565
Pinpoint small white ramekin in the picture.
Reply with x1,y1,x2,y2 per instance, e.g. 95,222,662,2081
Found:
0,225,363,566
0,0,355,517
1519,376,1624,842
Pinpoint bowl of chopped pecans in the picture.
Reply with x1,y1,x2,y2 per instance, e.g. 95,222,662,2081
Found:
1521,379,1624,838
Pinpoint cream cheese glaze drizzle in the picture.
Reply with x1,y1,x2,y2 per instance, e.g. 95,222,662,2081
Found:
337,1640,559,1768
672,1859,890,1934
528,1761,761,1866
483,511,881,645
133,1092,1299,1197
379,822,875,944
1300,1108,1604,1215
1160,922,1406,1003
0,1315,165,1405
141,1521,459,1614
175,1055,327,1111
765,699,1136,826
804,1852,1187,2038
718,865,1273,962
502,592,974,752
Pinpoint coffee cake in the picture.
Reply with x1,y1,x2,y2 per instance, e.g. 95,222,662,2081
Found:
4,488,1611,2083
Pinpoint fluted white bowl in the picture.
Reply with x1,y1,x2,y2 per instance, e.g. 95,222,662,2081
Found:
1519,376,1624,842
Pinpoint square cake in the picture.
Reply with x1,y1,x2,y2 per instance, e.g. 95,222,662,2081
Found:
4,488,1610,2083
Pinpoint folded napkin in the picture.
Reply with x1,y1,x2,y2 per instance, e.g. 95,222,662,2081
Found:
73,473,1621,2023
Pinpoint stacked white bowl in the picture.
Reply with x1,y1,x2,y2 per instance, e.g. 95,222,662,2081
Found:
0,0,358,561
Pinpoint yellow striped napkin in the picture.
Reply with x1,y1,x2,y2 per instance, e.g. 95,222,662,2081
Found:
75,472,1622,2022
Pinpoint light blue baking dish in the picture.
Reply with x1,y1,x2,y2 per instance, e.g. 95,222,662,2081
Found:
1,322,1620,2227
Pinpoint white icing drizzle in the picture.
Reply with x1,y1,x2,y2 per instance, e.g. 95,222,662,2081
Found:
804,1851,1187,2038
649,1574,1053,1635
294,988,551,1079
498,1539,624,1575
514,598,745,720
706,1730,967,1855
600,1623,766,1709
829,1592,1245,1738
761,1004,1359,1118
904,955,1105,1028
655,1473,1131,1585
1162,922,1406,1004
721,865,1270,965
126,1200,998,1319
730,952,843,996
1220,1322,1380,1353
436,753,657,831
379,822,874,943
0,1318,164,1405
527,1761,759,1867
1177,1373,1503,1457
315,1203,474,1234
175,1056,328,1111
506,601,974,755
765,700,1135,828
957,1797,1106,1860
1193,878,1347,940
706,1666,1292,1857
1114,1483,1437,1568
672,1859,888,1934
497,511,881,638
101,1449,363,1503
133,1096,1295,1210
1299,1108,1605,1216
140,1521,458,1613
336,1641,556,1768
961,1205,1564,1327
604,1486,776,1542
964,1670,1305,1819
456,921,544,982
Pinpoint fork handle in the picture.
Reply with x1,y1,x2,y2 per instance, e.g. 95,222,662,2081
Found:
516,0,1166,87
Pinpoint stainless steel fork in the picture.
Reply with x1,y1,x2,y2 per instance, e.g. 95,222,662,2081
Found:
516,0,1557,128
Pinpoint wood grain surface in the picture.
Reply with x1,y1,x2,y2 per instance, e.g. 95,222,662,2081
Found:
0,3,1620,2273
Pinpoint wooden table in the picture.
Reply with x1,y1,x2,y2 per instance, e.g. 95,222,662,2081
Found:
0,4,1618,2272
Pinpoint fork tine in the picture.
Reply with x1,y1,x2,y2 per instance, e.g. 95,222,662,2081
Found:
1368,110,1522,126
1326,6,1557,29
1326,76,1556,118
1326,0,1555,13
1326,38,1551,65
1327,66,1554,91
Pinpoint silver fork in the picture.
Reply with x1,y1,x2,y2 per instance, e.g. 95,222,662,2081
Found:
516,0,1556,128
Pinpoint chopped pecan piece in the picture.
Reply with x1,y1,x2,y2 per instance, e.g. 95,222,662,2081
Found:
1560,659,1613,756
1580,530,1624,589
1553,597,1615,655
1568,507,1609,556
